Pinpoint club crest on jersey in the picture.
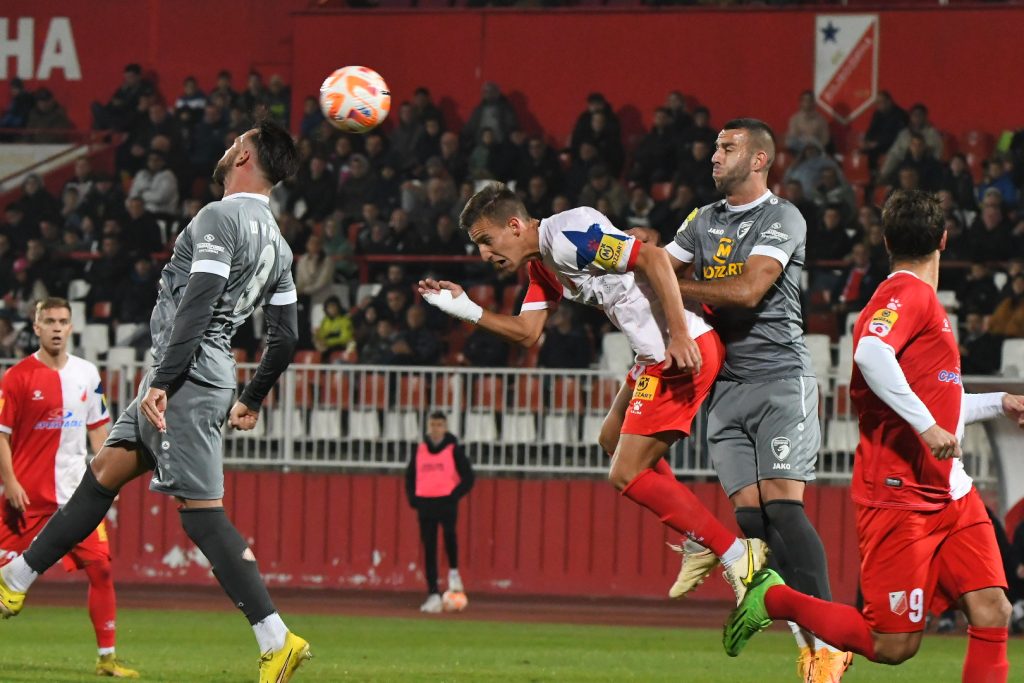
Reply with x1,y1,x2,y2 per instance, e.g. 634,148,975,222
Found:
771,437,791,461
632,375,658,401
564,223,628,270
889,591,908,616
677,208,699,234
736,221,753,239
869,308,898,337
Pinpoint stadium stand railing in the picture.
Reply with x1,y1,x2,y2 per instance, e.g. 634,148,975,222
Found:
1,356,1002,488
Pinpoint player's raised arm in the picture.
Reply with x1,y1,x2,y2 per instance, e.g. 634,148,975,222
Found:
418,278,548,348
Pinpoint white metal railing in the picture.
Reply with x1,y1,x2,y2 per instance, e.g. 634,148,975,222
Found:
0,358,1002,486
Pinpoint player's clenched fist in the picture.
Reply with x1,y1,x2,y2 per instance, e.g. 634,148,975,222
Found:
665,335,702,375
228,402,260,431
920,424,961,460
1001,393,1024,428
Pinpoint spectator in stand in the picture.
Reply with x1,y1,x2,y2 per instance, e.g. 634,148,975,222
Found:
63,158,94,208
0,317,17,357
337,154,376,217
517,136,562,195
977,156,1019,209
359,318,400,365
784,140,842,198
578,165,628,219
832,243,883,325
174,76,207,127
958,263,1001,316
630,107,678,187
129,150,179,215
122,197,164,256
296,234,335,300
17,173,61,227
0,234,15,296
313,296,355,357
855,205,882,241
387,208,425,255
959,312,1002,376
574,110,624,177
4,258,47,320
522,175,553,219
187,104,226,184
85,236,131,309
239,72,267,114
937,188,976,230
895,166,921,194
59,188,85,232
119,102,182,178
942,153,978,211
438,132,468,187
414,118,443,169
565,141,600,202
411,87,444,129
880,103,944,182
571,93,620,156
1002,259,1024,297
364,132,394,177
538,308,592,369
461,324,509,367
91,63,151,132
1,203,32,251
676,105,717,152
390,103,423,174
392,305,442,366
209,70,239,109
116,257,158,325
265,75,290,126
860,91,907,169
1012,218,1024,256
941,215,969,268
675,138,717,205
463,82,518,145
289,155,336,223
624,187,654,229
0,78,35,131
468,127,501,181
988,274,1024,339
782,178,821,229
298,96,324,138
785,90,830,154
375,286,410,328
897,132,945,191
968,201,1013,263
322,214,358,280
649,183,698,245
77,170,122,226
808,204,852,268
863,222,888,268
664,90,693,134
814,166,856,225
37,218,62,254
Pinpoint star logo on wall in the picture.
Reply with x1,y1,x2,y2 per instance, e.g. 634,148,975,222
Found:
821,21,839,43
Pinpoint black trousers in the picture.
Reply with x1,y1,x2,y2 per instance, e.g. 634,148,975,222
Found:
417,503,459,595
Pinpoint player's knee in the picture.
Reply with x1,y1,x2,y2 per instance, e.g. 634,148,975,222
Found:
872,636,919,665
597,427,618,456
968,590,1012,627
86,559,113,586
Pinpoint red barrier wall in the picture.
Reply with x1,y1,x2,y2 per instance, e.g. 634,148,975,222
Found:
7,5,1024,145
44,470,862,604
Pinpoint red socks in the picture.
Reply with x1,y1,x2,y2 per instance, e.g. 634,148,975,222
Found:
85,560,117,650
963,626,1008,683
764,584,877,660
621,468,736,556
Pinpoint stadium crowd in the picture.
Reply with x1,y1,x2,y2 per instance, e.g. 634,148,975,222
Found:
1,66,1023,373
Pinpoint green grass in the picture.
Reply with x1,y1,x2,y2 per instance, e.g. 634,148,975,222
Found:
3,606,1020,681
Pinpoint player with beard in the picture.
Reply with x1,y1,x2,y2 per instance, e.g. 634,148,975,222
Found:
0,120,312,683
658,119,850,682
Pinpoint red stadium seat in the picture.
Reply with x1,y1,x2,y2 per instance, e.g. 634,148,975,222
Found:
468,285,496,311
500,284,525,315
91,301,113,320
650,182,673,202
471,376,504,410
551,378,581,412
842,151,870,185
589,377,621,413
397,375,425,410
965,152,985,183
361,372,388,409
430,374,462,409
512,375,542,411
872,185,891,208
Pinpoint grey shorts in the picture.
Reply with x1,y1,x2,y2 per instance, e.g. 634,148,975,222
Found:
707,376,821,497
106,370,235,500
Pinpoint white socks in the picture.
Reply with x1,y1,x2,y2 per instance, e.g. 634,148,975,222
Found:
1,556,39,593
719,539,746,568
252,612,288,654
790,617,841,653
98,647,116,656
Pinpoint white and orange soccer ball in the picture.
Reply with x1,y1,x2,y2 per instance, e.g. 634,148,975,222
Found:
319,66,391,134
442,590,468,612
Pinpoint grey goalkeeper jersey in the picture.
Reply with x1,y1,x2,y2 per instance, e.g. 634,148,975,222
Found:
667,191,812,383
150,193,297,389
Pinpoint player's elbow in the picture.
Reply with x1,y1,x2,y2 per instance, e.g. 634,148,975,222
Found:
735,283,764,309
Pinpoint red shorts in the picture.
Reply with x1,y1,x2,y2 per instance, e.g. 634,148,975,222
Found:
0,507,111,572
856,489,1007,633
621,331,723,437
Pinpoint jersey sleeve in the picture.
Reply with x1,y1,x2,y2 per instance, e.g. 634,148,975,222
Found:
749,204,805,267
86,366,110,430
521,261,563,312
548,207,639,274
858,281,930,355
188,205,237,279
0,371,20,434
268,268,298,306
666,207,699,263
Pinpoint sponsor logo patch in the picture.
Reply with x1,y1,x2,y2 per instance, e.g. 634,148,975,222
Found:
712,237,734,264
677,208,699,234
771,437,792,461
869,308,898,337
937,370,961,384
889,591,908,616
885,477,903,488
631,375,659,402
594,234,627,270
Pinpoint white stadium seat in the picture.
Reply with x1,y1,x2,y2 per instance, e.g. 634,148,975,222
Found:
310,409,342,440
837,335,855,383
936,290,958,311
1000,339,1024,377
114,323,144,346
599,332,633,373
81,324,110,362
463,411,497,443
348,409,381,440
501,413,537,444
825,419,860,454
805,333,832,388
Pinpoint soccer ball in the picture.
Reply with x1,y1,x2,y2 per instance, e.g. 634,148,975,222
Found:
442,590,468,612
319,66,391,134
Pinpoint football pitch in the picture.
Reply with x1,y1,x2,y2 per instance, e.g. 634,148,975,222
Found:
5,604,1021,682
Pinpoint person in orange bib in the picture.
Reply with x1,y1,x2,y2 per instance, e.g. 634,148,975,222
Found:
405,412,475,613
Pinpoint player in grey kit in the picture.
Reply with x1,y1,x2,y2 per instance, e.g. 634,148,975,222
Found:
0,120,312,682
663,119,852,680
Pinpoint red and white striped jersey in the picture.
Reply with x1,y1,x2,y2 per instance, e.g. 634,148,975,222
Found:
0,353,110,516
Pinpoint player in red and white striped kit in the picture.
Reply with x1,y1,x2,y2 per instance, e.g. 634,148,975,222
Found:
724,191,1024,683
419,183,767,602
0,298,138,678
